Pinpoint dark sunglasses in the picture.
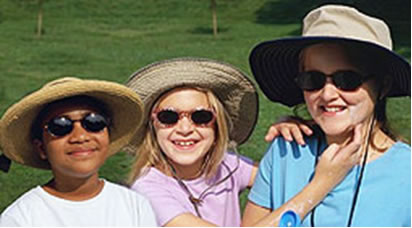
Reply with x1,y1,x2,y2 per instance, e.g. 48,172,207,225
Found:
44,113,109,137
295,70,372,91
152,108,216,127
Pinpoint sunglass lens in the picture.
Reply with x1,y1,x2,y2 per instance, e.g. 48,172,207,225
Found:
157,110,179,125
82,113,108,132
297,71,326,91
191,110,214,125
47,117,73,137
333,71,363,91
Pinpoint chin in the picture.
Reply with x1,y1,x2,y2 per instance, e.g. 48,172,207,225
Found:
319,123,352,137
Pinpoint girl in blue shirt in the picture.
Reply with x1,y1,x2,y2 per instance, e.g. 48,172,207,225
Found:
243,5,411,227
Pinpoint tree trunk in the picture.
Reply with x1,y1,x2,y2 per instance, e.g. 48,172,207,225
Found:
37,0,43,37
211,0,217,37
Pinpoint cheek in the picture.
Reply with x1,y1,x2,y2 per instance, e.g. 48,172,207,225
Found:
154,128,172,150
199,128,215,146
98,131,110,148
346,94,375,121
303,91,318,113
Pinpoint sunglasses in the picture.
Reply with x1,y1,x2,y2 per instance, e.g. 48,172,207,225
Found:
152,108,216,127
295,70,372,91
44,113,109,137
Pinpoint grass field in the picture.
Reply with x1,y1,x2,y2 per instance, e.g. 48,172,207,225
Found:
0,0,410,214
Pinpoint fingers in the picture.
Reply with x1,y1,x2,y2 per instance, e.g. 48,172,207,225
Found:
289,126,305,145
265,122,312,145
265,125,280,142
320,143,340,161
299,123,313,137
333,124,362,163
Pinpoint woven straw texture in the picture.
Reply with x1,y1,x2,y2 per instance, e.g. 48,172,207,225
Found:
126,57,258,153
0,77,144,169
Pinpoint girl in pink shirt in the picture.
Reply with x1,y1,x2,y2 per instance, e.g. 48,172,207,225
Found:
125,58,360,226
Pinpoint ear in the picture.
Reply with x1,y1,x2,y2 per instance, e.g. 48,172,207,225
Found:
33,139,47,160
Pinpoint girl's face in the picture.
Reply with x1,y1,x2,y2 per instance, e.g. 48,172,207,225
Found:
34,103,110,180
302,43,378,140
153,88,215,177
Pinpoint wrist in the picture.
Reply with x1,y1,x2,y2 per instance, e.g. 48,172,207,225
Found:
310,174,336,192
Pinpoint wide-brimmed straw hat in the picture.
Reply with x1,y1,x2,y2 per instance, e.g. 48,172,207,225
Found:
250,4,411,107
126,57,258,152
0,77,144,169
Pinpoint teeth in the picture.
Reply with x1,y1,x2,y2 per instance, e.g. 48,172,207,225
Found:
324,107,343,112
174,141,195,146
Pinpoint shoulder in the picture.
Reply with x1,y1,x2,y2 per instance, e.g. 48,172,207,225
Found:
265,135,320,158
386,142,411,168
0,187,43,225
130,168,174,191
391,141,411,152
223,152,254,168
129,168,178,201
103,180,151,204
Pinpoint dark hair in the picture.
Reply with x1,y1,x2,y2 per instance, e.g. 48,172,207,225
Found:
31,95,112,141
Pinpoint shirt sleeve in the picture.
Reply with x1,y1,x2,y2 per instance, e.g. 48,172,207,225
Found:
132,179,191,226
247,140,276,209
136,195,158,227
0,213,23,227
231,153,255,190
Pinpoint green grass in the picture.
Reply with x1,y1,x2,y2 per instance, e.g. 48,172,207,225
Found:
0,0,410,214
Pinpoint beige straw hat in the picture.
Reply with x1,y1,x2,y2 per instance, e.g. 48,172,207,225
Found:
0,77,144,169
250,4,410,106
126,57,258,152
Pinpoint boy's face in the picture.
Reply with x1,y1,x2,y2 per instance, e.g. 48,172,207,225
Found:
33,102,110,180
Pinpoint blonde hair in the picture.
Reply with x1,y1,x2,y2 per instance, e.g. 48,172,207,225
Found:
127,87,231,185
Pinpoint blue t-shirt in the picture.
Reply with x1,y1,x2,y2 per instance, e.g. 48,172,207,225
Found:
249,136,411,227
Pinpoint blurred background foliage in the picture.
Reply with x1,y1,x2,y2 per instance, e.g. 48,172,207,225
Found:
0,0,410,213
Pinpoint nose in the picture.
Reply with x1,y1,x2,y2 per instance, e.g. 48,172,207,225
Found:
320,79,339,101
175,116,195,136
68,122,90,143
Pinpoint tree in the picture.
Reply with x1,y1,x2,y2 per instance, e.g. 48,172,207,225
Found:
16,0,46,37
210,0,217,37
36,0,44,37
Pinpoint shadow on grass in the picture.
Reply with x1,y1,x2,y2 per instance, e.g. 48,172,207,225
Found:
189,26,230,35
254,0,410,57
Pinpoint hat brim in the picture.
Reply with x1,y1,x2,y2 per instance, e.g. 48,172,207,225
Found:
126,57,259,152
250,36,411,107
0,78,144,169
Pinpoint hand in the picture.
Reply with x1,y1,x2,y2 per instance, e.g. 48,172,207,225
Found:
312,124,362,189
265,116,313,145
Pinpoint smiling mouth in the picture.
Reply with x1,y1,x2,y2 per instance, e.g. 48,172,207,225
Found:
68,148,96,156
321,106,346,113
172,140,199,147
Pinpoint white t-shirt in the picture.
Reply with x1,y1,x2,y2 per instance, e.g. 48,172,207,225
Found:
0,180,157,227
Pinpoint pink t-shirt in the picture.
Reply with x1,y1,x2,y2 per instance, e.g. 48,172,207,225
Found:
130,152,254,226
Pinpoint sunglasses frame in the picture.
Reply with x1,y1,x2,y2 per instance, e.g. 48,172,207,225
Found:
152,107,216,128
295,70,372,92
44,112,109,137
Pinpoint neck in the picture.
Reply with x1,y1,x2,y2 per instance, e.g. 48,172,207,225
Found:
43,172,104,201
325,121,395,163
161,158,206,180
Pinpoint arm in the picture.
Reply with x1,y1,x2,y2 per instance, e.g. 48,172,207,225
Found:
247,163,259,188
164,213,217,227
242,125,362,227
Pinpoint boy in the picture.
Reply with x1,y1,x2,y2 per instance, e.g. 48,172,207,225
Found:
0,77,157,226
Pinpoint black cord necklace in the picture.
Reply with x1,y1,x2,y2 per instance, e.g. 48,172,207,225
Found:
165,154,239,218
310,117,375,227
